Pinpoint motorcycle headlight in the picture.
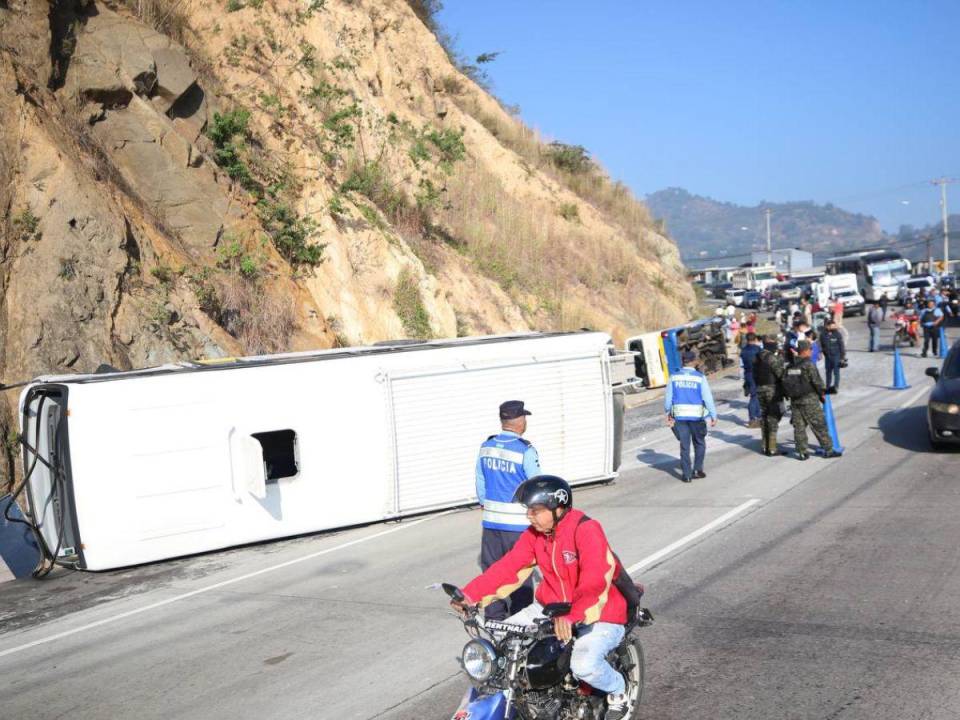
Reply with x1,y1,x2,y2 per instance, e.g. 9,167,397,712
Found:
930,401,960,415
461,639,497,682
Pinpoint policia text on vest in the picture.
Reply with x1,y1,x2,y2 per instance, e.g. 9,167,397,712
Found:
663,357,718,483
474,400,541,620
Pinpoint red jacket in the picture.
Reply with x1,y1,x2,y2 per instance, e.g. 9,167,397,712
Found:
463,508,627,625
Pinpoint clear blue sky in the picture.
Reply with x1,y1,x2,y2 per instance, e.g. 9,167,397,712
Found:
437,1,960,232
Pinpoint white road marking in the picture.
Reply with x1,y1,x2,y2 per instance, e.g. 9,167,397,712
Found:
897,384,930,410
625,498,761,575
0,510,456,659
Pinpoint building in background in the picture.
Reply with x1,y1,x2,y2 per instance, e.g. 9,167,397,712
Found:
751,248,813,275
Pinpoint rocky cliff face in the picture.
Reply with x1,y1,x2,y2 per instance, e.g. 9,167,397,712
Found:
0,0,694,478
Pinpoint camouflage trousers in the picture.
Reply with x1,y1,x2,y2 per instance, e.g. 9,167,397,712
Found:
757,385,782,454
790,396,834,455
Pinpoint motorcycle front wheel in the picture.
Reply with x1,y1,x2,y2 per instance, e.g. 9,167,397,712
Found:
616,634,646,718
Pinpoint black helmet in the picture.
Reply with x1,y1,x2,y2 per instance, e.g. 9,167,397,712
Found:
513,475,572,510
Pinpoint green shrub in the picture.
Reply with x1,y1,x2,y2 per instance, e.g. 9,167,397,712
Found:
423,126,465,171
546,142,594,174
207,108,259,191
258,200,325,266
189,267,221,316
58,258,77,280
408,137,430,167
13,208,41,242
394,268,432,339
298,41,317,71
558,202,579,222
150,263,177,286
331,54,355,71
357,204,384,230
226,0,243,12
341,161,410,224
259,92,284,116
328,194,346,217
207,108,250,146
415,178,442,211
323,103,362,148
307,80,348,105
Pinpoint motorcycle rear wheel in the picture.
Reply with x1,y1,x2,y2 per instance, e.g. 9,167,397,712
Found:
615,634,646,719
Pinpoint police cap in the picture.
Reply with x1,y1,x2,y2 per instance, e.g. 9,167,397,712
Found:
499,400,532,420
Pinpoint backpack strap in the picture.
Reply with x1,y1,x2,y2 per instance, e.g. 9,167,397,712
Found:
572,514,640,615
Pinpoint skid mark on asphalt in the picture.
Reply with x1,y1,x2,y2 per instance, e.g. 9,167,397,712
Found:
263,651,294,665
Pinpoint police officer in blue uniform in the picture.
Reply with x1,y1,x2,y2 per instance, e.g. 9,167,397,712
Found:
664,350,718,483
475,400,541,620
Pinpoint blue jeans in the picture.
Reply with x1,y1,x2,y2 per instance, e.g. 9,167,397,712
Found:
824,357,841,389
672,419,707,479
506,603,626,694
868,325,880,352
744,376,760,420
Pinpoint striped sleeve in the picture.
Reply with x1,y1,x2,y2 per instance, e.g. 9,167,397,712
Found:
463,530,538,607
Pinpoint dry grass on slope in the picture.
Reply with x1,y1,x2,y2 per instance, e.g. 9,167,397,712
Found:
430,159,683,335
452,94,665,248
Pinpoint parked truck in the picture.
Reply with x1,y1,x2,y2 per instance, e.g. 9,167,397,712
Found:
812,273,865,315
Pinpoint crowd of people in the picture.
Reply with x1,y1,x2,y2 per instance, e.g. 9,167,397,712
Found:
681,278,958,476
868,285,957,356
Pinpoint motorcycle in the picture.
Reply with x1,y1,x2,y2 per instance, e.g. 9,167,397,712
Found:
441,583,653,720
893,312,918,348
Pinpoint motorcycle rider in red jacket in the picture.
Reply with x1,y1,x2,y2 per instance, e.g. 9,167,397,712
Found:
452,476,632,720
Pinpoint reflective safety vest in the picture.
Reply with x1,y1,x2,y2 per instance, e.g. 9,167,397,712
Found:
667,369,708,420
478,433,536,531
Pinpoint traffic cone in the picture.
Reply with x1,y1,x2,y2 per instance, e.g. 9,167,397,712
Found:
822,394,844,454
939,326,949,359
891,346,910,390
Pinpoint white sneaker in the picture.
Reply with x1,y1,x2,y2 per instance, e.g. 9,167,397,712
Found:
605,691,629,720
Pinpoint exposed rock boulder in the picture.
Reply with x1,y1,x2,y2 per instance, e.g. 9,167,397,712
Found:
151,47,197,113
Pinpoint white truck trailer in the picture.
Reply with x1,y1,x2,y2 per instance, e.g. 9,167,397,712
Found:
16,332,625,571
730,265,778,292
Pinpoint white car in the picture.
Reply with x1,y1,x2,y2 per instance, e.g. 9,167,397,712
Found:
724,288,747,306
832,288,865,316
898,276,935,305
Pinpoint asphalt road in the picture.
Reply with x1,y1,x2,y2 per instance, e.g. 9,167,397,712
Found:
0,315,956,720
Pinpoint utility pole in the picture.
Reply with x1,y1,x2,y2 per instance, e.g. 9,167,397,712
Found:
932,177,955,273
765,208,772,267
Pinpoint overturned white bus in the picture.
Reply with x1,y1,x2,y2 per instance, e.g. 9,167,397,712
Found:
17,331,625,571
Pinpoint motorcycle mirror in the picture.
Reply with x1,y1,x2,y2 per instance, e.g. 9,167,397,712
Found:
441,583,465,602
925,367,940,380
541,602,573,618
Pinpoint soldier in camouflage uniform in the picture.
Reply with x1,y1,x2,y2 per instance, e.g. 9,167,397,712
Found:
753,335,785,456
782,340,842,461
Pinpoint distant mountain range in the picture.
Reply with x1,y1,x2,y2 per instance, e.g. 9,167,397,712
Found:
645,188,888,266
